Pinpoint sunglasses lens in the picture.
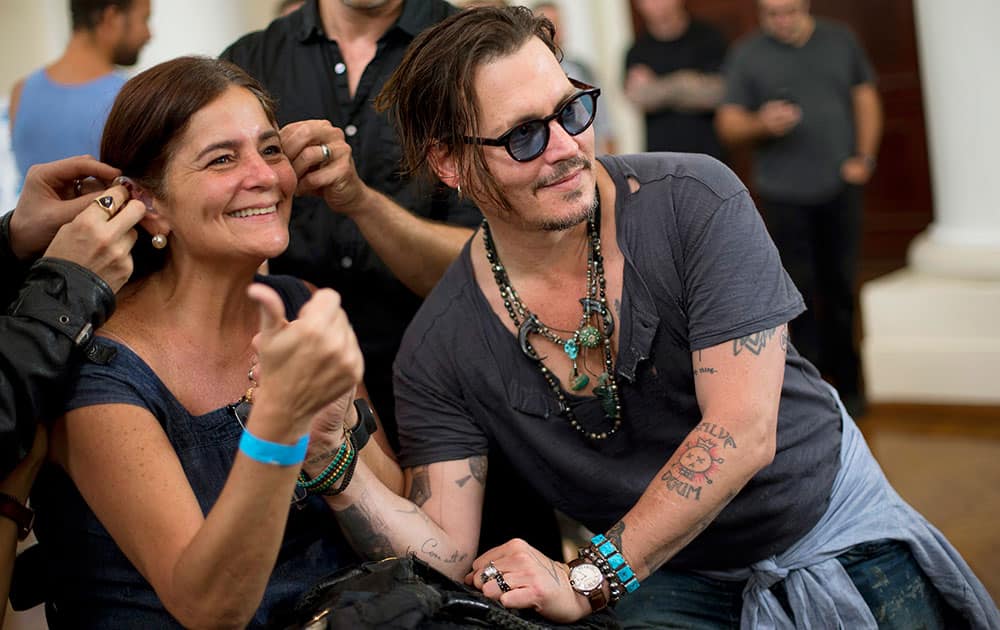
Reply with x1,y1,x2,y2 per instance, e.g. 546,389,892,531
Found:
561,93,596,136
507,121,548,162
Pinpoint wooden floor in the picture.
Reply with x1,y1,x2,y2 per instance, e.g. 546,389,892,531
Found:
856,403,1000,604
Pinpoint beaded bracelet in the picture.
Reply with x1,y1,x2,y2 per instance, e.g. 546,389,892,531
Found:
297,428,355,496
591,534,640,598
321,439,359,496
579,545,625,604
239,430,309,467
312,445,355,494
297,437,350,490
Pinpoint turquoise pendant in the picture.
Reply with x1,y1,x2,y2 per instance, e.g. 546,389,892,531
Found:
563,338,580,360
578,325,601,348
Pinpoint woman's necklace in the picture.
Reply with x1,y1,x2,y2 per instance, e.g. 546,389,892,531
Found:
481,193,622,440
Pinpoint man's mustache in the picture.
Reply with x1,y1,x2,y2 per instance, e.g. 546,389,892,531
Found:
534,156,591,192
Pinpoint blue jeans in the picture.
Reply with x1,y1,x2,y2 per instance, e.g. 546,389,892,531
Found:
614,539,961,629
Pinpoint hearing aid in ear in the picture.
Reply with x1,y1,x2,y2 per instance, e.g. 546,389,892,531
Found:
114,175,155,212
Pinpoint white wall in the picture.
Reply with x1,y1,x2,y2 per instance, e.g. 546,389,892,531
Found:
0,0,279,95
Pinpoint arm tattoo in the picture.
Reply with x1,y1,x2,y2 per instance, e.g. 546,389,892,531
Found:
337,494,396,560
780,325,789,351
693,349,718,377
661,423,737,501
419,538,469,565
469,456,487,485
408,465,431,507
732,326,778,356
306,446,342,466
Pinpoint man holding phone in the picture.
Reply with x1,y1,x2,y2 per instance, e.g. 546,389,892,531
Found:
715,0,882,417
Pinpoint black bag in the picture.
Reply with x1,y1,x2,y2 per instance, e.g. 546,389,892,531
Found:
270,555,621,629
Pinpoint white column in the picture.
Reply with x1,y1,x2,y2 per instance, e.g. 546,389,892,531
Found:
860,0,1000,403
907,0,1000,279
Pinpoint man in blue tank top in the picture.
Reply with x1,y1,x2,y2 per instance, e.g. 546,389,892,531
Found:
9,0,152,184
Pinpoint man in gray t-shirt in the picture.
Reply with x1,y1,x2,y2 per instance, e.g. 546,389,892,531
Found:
303,6,976,628
716,0,882,415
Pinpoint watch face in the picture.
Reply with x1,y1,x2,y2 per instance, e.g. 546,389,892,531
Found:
570,563,604,592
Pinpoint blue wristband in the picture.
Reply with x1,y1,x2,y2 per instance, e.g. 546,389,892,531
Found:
239,429,309,466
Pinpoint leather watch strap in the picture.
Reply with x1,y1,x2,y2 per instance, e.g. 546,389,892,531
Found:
0,493,34,541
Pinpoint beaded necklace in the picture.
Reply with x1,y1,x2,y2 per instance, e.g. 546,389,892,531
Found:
481,194,622,440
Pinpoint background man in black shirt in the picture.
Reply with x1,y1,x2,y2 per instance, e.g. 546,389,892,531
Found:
222,0,561,559
625,0,727,159
222,0,480,441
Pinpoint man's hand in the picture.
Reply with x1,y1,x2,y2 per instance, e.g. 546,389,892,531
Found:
9,155,122,260
757,100,802,137
466,539,592,623
44,185,146,293
279,120,373,217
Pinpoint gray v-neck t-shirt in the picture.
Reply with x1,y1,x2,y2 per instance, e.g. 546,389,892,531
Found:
394,153,843,570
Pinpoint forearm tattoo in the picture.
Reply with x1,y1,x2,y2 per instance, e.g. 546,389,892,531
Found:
337,492,395,560
417,537,468,565
732,325,784,356
661,422,737,501
408,465,431,507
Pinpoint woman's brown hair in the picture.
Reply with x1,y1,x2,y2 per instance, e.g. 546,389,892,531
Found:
100,56,277,278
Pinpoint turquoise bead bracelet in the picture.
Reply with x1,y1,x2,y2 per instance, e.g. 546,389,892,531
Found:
591,533,640,595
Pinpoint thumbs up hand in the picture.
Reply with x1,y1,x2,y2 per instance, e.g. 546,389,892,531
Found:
245,283,364,440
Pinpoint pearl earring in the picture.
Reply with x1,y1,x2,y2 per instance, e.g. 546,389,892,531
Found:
151,234,167,249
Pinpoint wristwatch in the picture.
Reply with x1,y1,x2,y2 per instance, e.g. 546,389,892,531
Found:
568,557,608,612
0,493,34,541
349,398,378,451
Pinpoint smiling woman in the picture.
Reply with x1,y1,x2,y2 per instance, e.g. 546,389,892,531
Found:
26,57,402,628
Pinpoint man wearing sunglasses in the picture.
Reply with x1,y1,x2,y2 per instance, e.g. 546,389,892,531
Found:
302,6,997,627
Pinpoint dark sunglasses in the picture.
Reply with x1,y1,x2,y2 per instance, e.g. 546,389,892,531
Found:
463,78,600,162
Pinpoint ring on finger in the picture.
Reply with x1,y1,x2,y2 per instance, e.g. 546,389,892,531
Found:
94,194,116,219
494,571,512,593
481,560,499,584
319,143,332,164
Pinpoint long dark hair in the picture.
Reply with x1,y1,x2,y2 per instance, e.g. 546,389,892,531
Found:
375,6,559,216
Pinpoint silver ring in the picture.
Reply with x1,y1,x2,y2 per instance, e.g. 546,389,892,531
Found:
319,143,331,164
494,571,512,593
481,560,499,584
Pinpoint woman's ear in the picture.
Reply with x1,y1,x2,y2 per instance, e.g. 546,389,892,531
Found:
138,205,169,239
428,143,459,190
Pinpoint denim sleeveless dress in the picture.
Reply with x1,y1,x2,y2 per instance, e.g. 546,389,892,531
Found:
32,275,359,628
